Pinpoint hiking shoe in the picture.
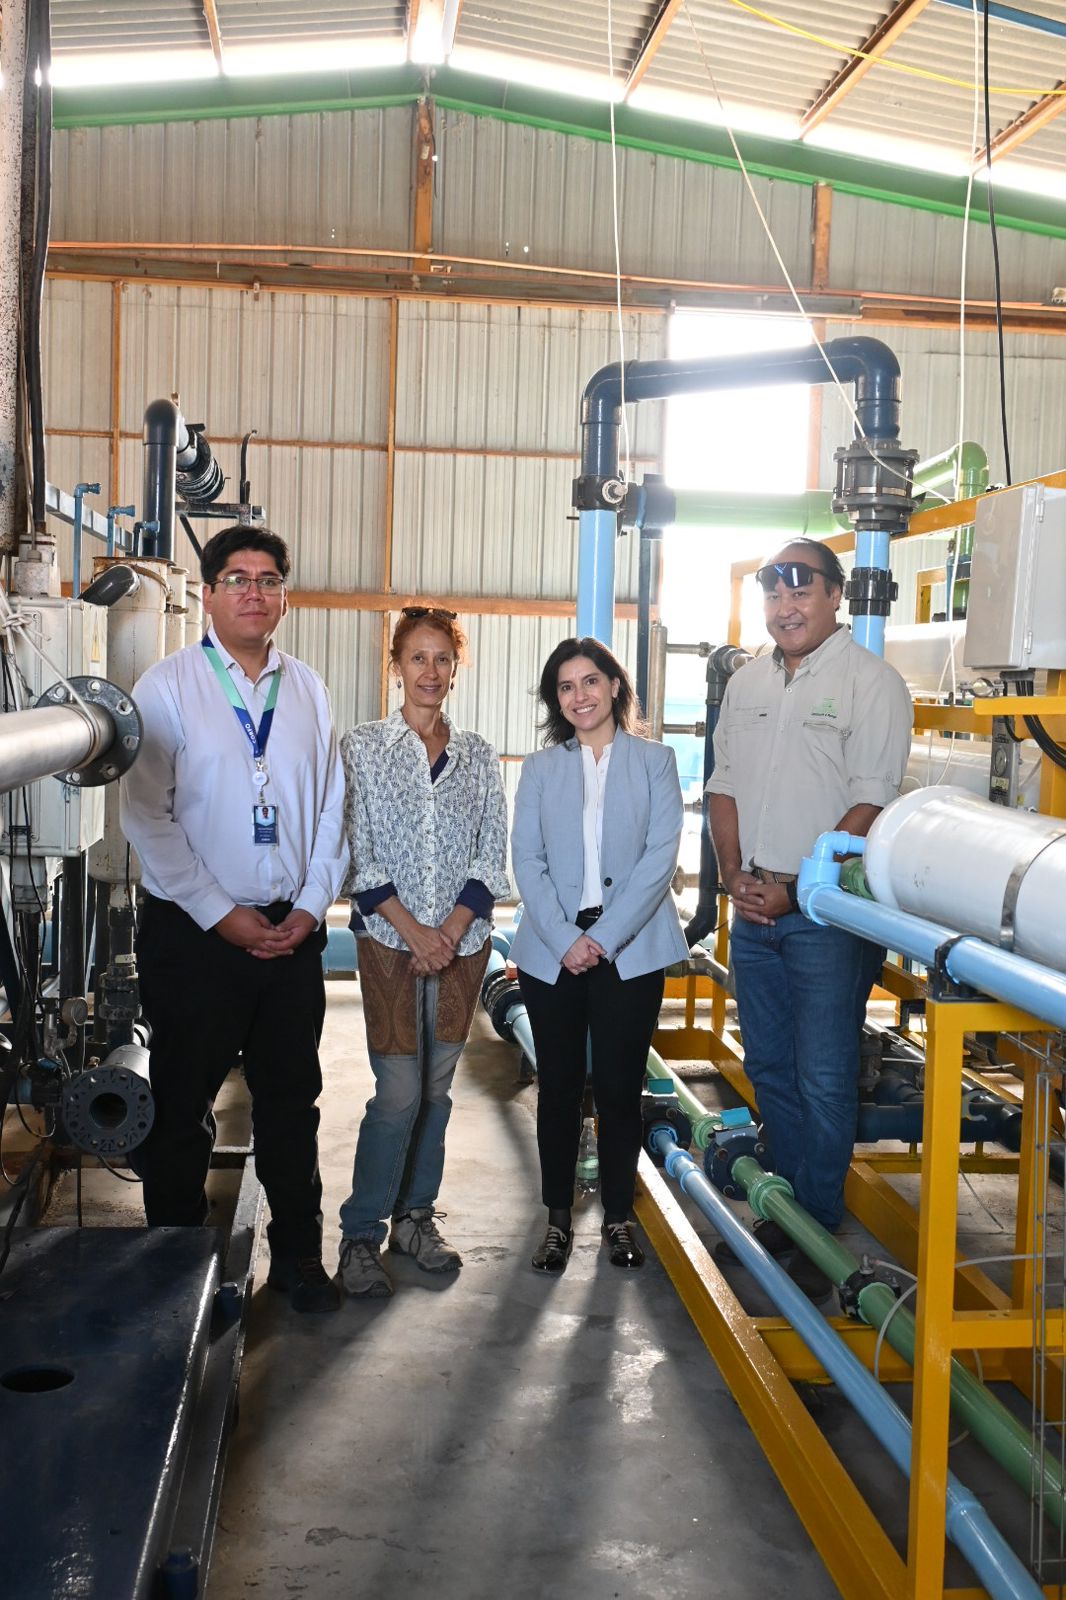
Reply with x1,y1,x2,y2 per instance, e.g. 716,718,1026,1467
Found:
389,1208,462,1273
601,1220,645,1269
267,1256,341,1314
337,1237,393,1298
532,1223,574,1272
714,1217,794,1266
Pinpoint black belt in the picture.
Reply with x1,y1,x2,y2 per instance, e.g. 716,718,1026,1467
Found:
576,906,602,931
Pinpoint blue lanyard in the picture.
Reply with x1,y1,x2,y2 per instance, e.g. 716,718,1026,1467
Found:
201,635,281,766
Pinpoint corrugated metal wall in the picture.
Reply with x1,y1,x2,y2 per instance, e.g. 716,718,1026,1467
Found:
42,276,667,747
42,102,1066,808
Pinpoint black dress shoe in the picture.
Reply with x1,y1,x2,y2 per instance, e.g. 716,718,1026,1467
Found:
267,1256,341,1313
714,1217,794,1266
532,1224,574,1272
786,1249,835,1305
601,1220,644,1269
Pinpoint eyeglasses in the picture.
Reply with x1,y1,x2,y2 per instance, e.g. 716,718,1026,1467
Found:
214,573,286,593
401,605,458,621
755,562,833,593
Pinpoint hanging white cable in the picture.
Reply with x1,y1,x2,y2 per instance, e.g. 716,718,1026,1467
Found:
0,588,93,718
681,0,951,508
955,0,983,494
606,0,632,485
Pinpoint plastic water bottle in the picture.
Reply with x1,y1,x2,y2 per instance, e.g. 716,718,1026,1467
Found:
576,1117,600,1193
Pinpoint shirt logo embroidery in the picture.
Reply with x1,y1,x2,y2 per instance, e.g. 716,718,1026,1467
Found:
808,697,837,720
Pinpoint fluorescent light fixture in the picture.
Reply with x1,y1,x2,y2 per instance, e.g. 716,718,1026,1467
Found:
223,36,406,78
630,81,799,143
975,158,1066,203
805,121,969,180
50,51,220,88
449,45,622,105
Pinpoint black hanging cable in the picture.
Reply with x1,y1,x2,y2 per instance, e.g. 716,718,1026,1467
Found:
982,0,1012,486
1012,679,1066,773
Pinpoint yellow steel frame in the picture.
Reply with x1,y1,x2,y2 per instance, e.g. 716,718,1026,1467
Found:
662,470,1066,1595
646,994,1065,1599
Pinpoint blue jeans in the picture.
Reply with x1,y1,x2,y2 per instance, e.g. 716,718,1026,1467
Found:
339,974,465,1246
730,911,883,1230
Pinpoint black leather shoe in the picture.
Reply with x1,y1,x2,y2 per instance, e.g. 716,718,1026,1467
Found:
601,1220,644,1269
268,1256,341,1314
532,1224,574,1272
714,1218,794,1266
787,1249,835,1306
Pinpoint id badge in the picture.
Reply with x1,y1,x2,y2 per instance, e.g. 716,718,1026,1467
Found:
253,803,279,845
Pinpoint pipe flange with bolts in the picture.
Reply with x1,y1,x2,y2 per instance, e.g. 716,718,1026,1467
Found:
35,675,143,787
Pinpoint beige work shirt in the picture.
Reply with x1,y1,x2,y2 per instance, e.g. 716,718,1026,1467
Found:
706,626,913,875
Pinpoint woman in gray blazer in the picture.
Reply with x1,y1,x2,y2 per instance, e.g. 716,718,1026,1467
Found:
510,637,688,1273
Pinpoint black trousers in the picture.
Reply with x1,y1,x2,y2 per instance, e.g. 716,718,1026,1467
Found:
133,894,328,1260
517,962,665,1216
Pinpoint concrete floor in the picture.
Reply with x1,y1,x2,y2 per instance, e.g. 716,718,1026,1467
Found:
208,980,843,1600
30,977,1061,1597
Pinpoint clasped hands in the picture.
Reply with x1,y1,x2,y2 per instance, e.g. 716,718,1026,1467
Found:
724,869,792,926
562,932,607,975
214,905,318,960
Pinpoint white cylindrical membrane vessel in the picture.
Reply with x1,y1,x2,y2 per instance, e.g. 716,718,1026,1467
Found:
87,557,169,884
864,787,1066,973
185,579,204,646
884,622,966,695
903,737,1042,809
165,565,188,657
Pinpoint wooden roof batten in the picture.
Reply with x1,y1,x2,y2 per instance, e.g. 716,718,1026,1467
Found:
800,0,935,138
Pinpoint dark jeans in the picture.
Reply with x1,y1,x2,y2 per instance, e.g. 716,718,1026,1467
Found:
730,910,883,1230
517,962,665,1216
132,894,328,1260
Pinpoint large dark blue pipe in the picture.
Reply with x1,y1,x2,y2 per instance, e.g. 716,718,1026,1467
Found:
581,337,902,481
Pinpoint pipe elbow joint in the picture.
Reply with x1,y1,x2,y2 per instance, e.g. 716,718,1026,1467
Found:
142,397,181,447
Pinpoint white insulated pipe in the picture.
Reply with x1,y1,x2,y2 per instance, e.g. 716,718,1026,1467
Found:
865,787,1066,973
903,737,1042,810
0,701,112,794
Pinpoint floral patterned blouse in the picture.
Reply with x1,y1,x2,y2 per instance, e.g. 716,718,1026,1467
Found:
341,708,510,957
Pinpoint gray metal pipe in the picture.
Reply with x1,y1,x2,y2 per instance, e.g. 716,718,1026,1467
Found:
0,701,112,794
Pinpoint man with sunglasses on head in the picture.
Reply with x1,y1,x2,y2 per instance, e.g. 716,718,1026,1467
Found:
121,526,348,1313
706,537,911,1301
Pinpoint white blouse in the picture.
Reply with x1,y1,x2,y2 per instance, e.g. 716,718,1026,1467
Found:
579,740,613,911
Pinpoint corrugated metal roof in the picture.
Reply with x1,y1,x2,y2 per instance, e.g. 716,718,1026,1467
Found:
828,3,1066,160
639,0,886,123
52,0,209,52
216,0,405,43
47,0,1066,187
434,107,813,284
457,0,657,77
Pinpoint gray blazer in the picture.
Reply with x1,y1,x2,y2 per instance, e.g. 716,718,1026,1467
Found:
509,728,689,984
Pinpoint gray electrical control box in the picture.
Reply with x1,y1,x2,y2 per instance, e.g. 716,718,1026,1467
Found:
964,482,1066,672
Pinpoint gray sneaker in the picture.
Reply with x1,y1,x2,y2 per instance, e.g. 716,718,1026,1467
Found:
337,1236,393,1298
389,1208,462,1272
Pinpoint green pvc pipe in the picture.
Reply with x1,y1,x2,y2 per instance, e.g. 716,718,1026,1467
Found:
913,441,990,502
728,1154,1066,1529
653,1047,1066,1520
671,489,846,535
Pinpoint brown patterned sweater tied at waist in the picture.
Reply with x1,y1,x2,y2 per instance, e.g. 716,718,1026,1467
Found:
358,938,490,1056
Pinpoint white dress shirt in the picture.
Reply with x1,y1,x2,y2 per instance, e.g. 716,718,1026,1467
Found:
120,625,349,930
579,740,612,911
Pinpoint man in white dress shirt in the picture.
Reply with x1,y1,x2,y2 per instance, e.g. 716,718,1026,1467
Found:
121,526,348,1313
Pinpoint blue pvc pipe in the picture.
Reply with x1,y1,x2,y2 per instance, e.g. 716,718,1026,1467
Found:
482,947,537,1066
851,526,890,657
937,0,1066,38
649,1128,1043,1600
577,509,618,644
802,881,1066,1034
